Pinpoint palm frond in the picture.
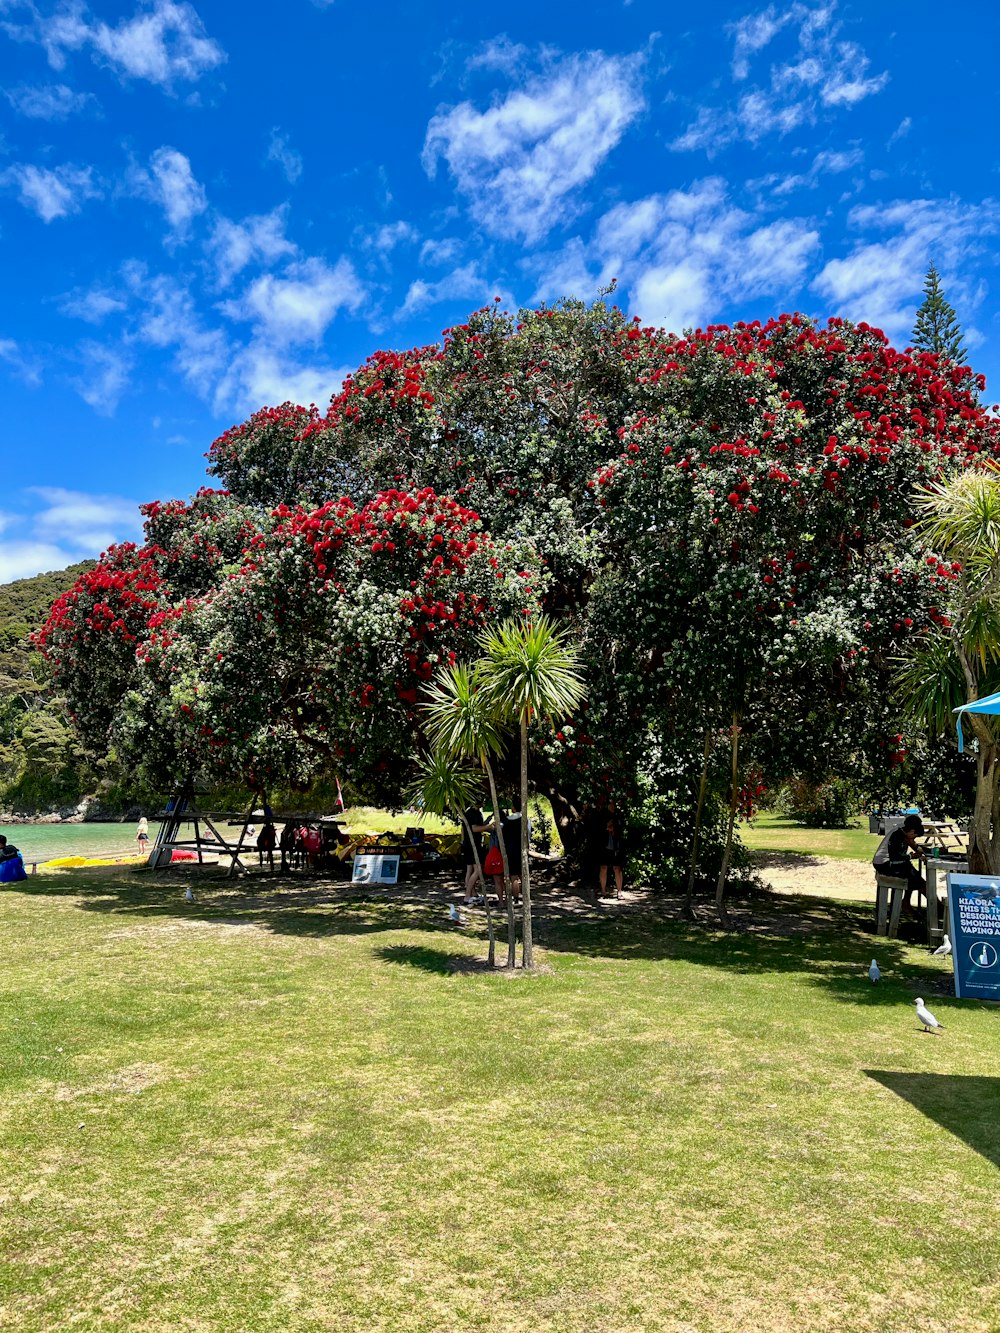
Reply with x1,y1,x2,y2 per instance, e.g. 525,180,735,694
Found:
421,661,506,761
914,466,1000,569
894,633,968,734
477,615,586,724
407,749,481,817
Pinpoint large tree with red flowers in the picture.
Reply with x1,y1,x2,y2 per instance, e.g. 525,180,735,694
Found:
39,296,998,885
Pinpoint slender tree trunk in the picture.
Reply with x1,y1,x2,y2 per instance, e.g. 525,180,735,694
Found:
520,712,534,970
457,808,496,966
484,760,516,968
714,715,740,928
969,743,998,874
684,730,713,921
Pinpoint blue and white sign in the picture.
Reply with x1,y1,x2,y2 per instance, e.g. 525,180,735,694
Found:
946,874,1000,1002
351,853,400,886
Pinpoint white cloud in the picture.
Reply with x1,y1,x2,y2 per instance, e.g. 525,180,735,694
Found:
419,237,462,267
674,3,887,153
0,336,42,386
135,146,207,237
0,162,100,221
221,256,364,345
207,207,298,287
466,36,530,77
5,82,94,118
888,116,911,147
423,49,645,243
60,287,128,323
0,540,87,582
532,178,820,332
748,144,862,196
372,220,418,254
215,345,349,412
266,128,303,184
73,341,132,414
127,267,229,398
812,198,1000,338
730,7,790,80
398,262,511,318
21,0,226,91
120,263,347,413
28,485,144,554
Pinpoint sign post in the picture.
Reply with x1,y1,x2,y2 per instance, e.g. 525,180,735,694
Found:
945,873,1000,1002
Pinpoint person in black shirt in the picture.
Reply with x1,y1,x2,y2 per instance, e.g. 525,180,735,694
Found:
461,805,491,905
873,814,925,910
598,800,626,899
0,835,20,861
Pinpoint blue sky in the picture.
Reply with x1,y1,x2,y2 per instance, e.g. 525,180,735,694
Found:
1,0,998,581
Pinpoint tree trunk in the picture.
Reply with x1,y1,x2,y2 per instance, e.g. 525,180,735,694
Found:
968,742,999,874
683,730,714,921
520,712,534,970
485,760,516,968
543,786,583,858
457,808,496,966
714,715,740,928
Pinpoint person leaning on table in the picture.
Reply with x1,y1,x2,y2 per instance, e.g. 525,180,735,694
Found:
872,814,926,913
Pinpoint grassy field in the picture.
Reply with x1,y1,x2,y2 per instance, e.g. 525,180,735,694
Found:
1,866,997,1331
741,811,882,862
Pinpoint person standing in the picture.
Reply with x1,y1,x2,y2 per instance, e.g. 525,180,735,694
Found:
279,821,298,874
461,804,490,905
598,799,625,899
135,817,149,851
257,821,277,872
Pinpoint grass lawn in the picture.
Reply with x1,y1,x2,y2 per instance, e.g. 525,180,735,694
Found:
741,810,882,862
1,867,997,1331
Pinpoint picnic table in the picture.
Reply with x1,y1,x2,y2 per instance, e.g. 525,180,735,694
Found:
916,819,968,857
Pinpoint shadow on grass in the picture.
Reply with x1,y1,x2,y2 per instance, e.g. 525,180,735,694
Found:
10,866,946,1006
375,944,487,975
748,850,825,869
864,1071,1000,1168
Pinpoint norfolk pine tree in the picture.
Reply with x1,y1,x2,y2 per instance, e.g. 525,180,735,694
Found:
912,264,968,364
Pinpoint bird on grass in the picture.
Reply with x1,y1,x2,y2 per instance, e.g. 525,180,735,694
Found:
184,887,194,903
448,903,463,924
869,959,880,983
915,998,944,1033
932,934,952,957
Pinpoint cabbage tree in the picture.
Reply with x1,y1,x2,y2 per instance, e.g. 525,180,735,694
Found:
477,617,585,969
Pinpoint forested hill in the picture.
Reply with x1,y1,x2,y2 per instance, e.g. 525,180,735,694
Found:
0,561,95,642
0,561,95,813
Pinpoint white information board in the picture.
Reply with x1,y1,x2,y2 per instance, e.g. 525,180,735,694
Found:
351,853,400,885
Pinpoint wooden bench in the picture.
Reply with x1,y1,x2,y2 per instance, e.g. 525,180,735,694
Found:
874,874,909,938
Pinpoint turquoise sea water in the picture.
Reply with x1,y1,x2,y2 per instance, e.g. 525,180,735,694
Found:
0,822,163,864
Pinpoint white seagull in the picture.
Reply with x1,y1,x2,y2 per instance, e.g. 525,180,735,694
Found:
185,887,194,903
915,998,944,1033
449,903,463,924
932,934,952,957
869,959,881,983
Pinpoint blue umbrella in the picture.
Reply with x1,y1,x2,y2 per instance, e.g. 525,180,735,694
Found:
953,692,1000,753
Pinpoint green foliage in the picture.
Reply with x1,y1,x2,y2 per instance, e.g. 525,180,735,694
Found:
775,776,860,828
33,299,1000,891
0,561,99,812
912,264,968,365
529,798,553,854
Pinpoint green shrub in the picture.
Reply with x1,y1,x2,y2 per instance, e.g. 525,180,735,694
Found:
776,775,859,828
